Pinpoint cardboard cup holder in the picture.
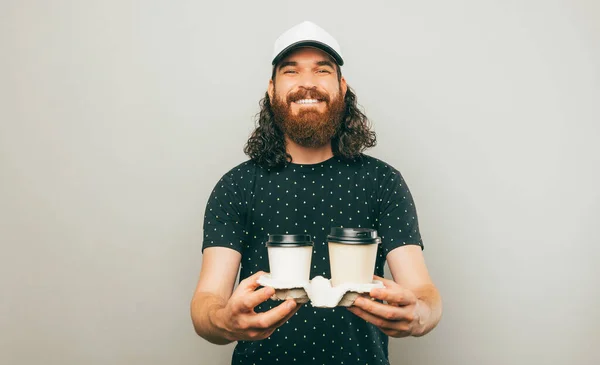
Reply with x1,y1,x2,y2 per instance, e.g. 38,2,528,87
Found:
259,228,384,307
257,274,384,308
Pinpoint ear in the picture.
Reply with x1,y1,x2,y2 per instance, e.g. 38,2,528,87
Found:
340,76,348,98
268,79,274,101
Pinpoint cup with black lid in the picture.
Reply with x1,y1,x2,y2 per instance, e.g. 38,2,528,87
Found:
267,234,313,283
327,227,381,287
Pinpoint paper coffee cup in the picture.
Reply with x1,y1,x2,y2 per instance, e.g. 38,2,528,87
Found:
266,234,313,283
327,228,381,287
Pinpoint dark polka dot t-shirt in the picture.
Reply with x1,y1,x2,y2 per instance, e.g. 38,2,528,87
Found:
202,154,423,365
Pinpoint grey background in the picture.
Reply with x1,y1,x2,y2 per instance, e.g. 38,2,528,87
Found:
1,1,599,364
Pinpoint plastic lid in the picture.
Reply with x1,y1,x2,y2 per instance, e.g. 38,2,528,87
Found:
266,234,314,247
327,227,381,245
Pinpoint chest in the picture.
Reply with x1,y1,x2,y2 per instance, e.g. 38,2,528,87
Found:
247,171,380,239
238,165,388,279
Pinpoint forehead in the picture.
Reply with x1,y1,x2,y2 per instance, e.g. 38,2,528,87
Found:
277,47,337,66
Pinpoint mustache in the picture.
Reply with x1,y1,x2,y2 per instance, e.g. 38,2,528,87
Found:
287,87,330,104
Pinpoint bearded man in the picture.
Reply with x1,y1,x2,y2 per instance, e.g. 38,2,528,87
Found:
190,21,442,365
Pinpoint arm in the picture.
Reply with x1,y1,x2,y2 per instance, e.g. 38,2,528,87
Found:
348,245,442,337
190,247,241,345
190,247,302,345
386,245,442,336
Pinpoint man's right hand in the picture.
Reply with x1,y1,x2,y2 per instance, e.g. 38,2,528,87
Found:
214,271,302,342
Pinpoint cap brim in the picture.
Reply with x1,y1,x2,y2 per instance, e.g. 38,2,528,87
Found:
272,40,344,66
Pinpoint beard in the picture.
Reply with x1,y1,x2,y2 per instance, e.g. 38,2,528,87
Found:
271,86,345,148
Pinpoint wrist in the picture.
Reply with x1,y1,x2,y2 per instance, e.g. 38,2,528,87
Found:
412,299,432,337
210,306,236,343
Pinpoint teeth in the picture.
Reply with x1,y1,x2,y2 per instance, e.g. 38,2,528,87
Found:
295,99,319,104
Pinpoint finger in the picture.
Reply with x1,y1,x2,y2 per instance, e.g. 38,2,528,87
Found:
369,287,417,306
381,327,410,338
247,299,298,329
236,286,275,313
347,305,413,335
373,275,400,289
371,276,418,305
238,271,269,292
256,328,276,341
352,296,415,323
271,301,303,328
347,306,398,331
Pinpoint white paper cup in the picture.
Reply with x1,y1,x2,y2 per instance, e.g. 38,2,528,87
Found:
266,234,313,283
327,228,381,287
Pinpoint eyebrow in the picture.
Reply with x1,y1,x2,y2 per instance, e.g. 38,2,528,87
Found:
277,61,298,70
277,60,337,71
316,60,336,69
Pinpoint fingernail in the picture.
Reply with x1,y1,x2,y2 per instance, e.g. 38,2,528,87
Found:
287,301,296,309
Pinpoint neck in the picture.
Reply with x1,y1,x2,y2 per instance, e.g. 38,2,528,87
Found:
285,136,334,165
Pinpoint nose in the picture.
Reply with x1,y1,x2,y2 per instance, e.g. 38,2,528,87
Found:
298,71,318,88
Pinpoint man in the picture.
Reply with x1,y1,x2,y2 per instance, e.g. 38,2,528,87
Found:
190,21,442,364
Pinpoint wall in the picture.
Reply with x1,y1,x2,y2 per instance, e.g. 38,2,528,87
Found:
1,1,599,364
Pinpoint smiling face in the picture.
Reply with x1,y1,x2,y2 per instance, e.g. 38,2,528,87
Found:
268,47,348,148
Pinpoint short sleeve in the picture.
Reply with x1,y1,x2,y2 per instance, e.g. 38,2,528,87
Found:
377,168,423,255
202,172,247,253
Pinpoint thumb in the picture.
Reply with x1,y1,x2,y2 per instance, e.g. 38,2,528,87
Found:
238,270,269,292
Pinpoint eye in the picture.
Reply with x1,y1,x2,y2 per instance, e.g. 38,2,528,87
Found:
283,69,297,74
317,69,332,74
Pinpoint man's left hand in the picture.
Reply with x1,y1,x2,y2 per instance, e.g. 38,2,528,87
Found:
347,275,423,338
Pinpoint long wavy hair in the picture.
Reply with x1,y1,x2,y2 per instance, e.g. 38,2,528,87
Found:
244,78,377,169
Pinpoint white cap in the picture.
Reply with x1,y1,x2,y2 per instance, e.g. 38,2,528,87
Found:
271,21,344,66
